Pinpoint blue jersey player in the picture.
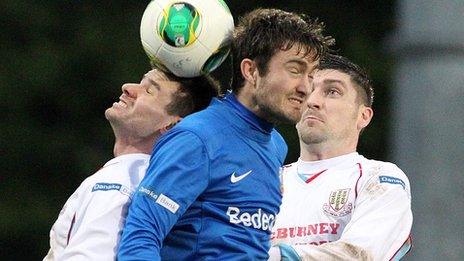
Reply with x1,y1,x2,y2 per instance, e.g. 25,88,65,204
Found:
118,8,334,260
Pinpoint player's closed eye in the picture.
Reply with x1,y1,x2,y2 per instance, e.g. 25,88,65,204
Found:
288,67,300,74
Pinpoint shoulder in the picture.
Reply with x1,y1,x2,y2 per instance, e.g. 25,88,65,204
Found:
361,158,408,181
271,129,286,145
80,154,150,195
174,104,228,136
270,129,288,160
152,128,211,167
160,106,231,154
358,156,411,194
96,154,149,178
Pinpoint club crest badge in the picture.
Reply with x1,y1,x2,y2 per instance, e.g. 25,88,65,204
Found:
323,188,352,217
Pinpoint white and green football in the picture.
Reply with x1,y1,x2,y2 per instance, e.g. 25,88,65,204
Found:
140,0,234,77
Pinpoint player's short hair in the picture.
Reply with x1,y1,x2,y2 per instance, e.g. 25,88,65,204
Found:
319,54,374,107
163,72,220,117
231,8,335,93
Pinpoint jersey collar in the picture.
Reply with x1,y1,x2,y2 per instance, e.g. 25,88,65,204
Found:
296,152,360,182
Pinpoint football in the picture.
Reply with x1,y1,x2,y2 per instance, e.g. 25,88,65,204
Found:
140,0,234,77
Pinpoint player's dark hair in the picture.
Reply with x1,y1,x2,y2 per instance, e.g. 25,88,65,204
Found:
318,54,374,107
164,72,220,117
231,8,335,93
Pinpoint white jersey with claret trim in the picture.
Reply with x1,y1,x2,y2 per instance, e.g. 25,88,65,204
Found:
44,153,150,261
272,152,412,260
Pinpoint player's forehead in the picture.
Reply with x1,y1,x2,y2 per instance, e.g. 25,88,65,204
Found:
143,69,180,88
273,44,319,68
143,69,180,86
313,69,352,86
145,68,170,82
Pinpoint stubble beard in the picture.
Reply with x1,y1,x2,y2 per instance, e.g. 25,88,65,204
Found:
105,107,126,129
105,108,126,137
105,108,141,139
255,91,300,124
297,122,329,146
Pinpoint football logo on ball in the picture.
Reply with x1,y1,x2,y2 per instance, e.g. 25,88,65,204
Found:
159,3,199,47
140,0,234,77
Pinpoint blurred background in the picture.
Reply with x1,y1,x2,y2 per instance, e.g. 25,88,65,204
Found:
1,0,463,259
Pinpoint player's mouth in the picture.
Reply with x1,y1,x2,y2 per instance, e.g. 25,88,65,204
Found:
302,110,324,122
303,115,323,123
113,98,128,109
288,97,303,106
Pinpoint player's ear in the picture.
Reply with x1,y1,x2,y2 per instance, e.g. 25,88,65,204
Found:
240,58,258,87
160,116,182,134
357,106,373,130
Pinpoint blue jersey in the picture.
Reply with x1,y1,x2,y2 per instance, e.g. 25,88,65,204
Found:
118,93,287,260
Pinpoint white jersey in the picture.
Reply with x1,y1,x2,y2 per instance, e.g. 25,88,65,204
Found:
44,153,150,261
271,152,412,260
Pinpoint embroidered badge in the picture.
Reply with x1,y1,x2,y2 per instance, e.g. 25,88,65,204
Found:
323,188,352,217
156,194,180,214
92,182,131,197
379,175,405,189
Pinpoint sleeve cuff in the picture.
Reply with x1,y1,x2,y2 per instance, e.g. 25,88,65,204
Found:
277,243,300,261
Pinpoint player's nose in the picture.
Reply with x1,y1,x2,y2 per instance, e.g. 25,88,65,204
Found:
296,76,311,97
305,91,322,109
121,83,139,97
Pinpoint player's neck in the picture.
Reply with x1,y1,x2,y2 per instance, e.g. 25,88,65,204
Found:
113,135,157,157
300,142,357,161
235,87,255,111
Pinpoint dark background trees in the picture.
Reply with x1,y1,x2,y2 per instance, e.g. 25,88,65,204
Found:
0,0,395,259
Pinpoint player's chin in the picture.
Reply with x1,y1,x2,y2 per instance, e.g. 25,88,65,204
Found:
286,103,304,121
104,107,115,119
105,108,126,121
